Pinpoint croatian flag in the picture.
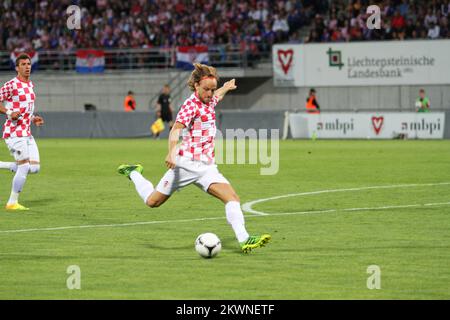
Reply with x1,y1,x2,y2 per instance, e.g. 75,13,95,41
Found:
76,50,105,73
176,46,209,70
10,51,39,71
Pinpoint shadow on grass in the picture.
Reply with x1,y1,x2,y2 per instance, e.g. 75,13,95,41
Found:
139,236,240,251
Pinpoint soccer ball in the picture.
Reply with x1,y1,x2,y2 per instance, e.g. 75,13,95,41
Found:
195,233,222,258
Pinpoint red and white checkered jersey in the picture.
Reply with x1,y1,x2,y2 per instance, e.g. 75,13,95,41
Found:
176,93,219,164
0,77,36,139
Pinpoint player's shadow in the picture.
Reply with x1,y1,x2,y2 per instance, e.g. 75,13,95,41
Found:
141,237,238,251
142,243,193,250
0,254,80,261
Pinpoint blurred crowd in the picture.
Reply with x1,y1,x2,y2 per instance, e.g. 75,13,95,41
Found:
305,0,450,43
0,0,322,54
0,0,448,54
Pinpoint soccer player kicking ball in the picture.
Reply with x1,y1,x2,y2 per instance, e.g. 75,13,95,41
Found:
118,63,271,253
0,54,44,210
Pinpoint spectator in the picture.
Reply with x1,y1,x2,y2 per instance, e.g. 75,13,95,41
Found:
305,88,320,114
124,90,136,112
415,89,430,112
404,18,415,38
440,17,449,37
424,8,438,29
398,0,410,17
272,13,290,34
392,10,406,32
442,0,450,17
428,21,441,39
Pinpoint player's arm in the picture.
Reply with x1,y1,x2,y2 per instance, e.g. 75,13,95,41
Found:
165,121,185,169
32,113,44,126
313,98,320,110
155,103,161,117
155,94,163,111
0,101,20,120
129,99,135,110
0,83,21,120
214,79,237,102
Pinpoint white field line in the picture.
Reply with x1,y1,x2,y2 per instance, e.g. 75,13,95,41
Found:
0,183,449,235
241,182,450,215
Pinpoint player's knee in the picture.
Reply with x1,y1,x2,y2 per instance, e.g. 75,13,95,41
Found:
147,199,161,208
230,193,240,203
29,164,40,174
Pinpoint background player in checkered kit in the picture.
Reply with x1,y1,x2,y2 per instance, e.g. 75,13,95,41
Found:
118,63,271,253
0,53,44,210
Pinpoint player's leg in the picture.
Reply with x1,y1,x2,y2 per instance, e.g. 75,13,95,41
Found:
150,164,197,207
144,191,169,208
1,139,17,172
0,160,16,172
198,167,271,252
206,182,247,241
5,138,30,210
130,169,171,208
117,164,172,208
206,182,271,253
28,136,40,174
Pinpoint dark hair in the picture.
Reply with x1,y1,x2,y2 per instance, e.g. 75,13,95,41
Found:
15,53,31,67
128,90,134,95
187,63,219,91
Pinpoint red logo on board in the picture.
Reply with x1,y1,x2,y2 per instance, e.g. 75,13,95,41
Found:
372,116,384,135
277,49,294,75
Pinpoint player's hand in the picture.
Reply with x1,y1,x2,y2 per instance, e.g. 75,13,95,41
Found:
32,116,44,126
10,112,20,120
224,79,237,92
165,152,176,169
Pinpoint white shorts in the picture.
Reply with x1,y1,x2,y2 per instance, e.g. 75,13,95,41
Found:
156,156,229,196
4,136,40,162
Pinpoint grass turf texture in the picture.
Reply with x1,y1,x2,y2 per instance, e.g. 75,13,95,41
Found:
0,139,449,299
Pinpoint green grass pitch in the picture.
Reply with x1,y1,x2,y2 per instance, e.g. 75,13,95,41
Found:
0,139,449,299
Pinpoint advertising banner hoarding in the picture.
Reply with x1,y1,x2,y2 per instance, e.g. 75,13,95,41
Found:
289,113,445,139
274,40,450,87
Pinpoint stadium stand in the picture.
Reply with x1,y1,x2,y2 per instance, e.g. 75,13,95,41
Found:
0,1,449,116
1,0,449,54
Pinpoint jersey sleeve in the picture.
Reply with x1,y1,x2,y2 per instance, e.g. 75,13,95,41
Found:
175,99,197,127
0,81,13,102
210,95,219,108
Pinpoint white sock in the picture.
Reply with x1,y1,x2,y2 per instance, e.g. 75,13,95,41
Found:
130,171,154,203
8,163,30,205
225,201,249,243
0,161,17,172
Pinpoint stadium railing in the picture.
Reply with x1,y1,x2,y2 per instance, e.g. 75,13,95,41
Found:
0,46,272,72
